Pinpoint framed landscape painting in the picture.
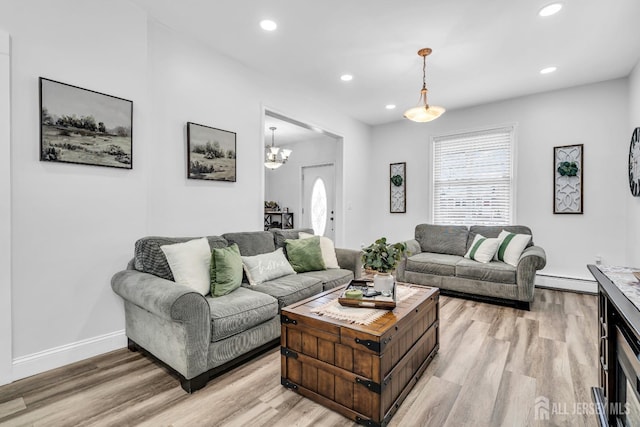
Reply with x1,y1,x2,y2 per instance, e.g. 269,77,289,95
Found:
187,122,236,182
39,77,133,169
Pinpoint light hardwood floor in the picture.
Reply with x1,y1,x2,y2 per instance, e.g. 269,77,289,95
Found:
0,288,599,427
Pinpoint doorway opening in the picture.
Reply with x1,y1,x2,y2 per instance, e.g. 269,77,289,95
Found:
263,110,343,243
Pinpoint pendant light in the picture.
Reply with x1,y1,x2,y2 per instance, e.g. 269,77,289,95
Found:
403,48,445,122
264,127,292,170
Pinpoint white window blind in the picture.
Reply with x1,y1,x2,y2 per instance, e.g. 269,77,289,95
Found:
432,126,514,226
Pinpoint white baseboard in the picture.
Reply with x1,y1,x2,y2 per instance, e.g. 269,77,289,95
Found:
12,330,127,381
535,274,597,294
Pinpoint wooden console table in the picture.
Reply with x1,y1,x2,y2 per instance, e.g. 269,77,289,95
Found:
264,211,293,230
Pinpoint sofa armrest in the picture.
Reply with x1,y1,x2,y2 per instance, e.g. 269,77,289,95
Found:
404,239,422,256
335,248,363,279
396,239,421,282
516,245,547,301
111,270,209,323
111,270,211,380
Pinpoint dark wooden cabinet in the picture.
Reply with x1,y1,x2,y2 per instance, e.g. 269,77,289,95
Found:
264,211,294,230
588,265,640,427
597,288,610,409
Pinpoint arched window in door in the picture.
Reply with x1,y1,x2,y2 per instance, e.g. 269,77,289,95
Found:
311,177,327,236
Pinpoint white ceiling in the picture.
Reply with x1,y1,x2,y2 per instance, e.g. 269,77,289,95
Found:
133,0,640,127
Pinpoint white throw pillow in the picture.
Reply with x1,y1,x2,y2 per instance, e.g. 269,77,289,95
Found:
160,237,211,295
299,232,340,269
242,248,296,286
464,234,500,263
494,230,532,267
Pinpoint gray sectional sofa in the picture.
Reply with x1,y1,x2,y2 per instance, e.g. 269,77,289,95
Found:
396,224,546,310
111,228,361,392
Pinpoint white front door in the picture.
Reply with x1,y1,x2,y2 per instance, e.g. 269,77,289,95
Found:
301,164,335,241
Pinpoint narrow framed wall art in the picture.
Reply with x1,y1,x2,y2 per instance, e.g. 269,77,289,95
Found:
554,144,583,214
390,162,406,213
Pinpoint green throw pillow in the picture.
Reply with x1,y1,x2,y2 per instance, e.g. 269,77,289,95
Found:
210,243,243,297
285,237,326,273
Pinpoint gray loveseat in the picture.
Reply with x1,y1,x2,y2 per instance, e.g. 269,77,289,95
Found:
396,224,546,310
111,228,361,392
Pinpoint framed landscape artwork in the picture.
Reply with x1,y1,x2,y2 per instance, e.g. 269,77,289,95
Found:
554,144,583,214
187,122,236,182
390,162,406,213
40,77,133,169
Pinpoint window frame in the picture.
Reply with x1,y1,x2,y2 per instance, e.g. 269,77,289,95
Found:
429,123,518,226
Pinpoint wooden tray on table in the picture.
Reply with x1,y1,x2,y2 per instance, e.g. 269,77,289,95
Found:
338,279,396,310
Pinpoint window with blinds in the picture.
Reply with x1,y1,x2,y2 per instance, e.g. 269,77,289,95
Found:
432,126,515,226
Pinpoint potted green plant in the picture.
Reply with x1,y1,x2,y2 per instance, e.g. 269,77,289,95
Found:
361,237,407,295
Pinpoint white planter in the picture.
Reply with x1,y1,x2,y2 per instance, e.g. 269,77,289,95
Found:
373,273,395,297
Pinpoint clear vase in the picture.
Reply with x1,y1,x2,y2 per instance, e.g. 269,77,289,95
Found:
373,272,395,297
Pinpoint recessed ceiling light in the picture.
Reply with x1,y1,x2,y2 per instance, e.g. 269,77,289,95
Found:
539,3,562,17
385,104,396,110
260,19,277,31
540,66,557,74
340,74,353,82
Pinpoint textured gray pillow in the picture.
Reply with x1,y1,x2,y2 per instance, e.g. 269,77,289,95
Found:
134,235,228,281
241,248,296,286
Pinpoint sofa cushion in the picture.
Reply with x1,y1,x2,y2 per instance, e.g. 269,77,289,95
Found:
247,274,323,308
206,287,279,343
210,243,243,297
134,235,228,281
271,228,314,249
467,225,533,251
160,237,212,295
299,269,353,291
464,234,500,264
455,258,516,284
405,252,463,276
415,224,469,256
223,231,275,256
241,248,296,286
299,232,340,269
494,231,532,267
285,237,326,273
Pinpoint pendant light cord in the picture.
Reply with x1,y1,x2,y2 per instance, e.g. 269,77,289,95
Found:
422,53,427,91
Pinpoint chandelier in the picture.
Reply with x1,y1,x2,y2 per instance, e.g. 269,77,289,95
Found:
403,48,445,122
264,126,292,170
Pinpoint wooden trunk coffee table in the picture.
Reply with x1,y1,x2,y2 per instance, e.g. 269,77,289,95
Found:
280,283,439,427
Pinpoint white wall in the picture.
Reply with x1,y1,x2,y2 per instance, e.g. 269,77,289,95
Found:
146,22,263,236
0,28,12,385
265,137,338,228
145,22,370,248
0,0,371,380
627,61,640,266
369,79,629,283
0,0,148,378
